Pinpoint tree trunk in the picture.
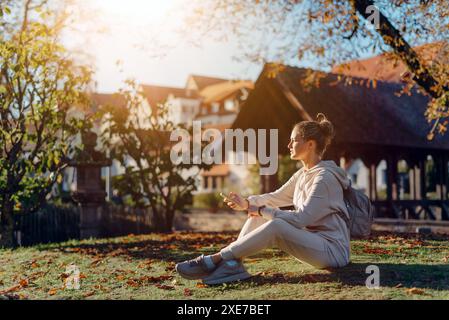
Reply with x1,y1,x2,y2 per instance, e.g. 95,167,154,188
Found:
354,0,448,100
152,209,173,233
0,202,15,248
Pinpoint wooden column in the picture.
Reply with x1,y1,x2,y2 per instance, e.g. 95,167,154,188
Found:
370,163,378,201
386,155,398,201
408,166,415,199
419,158,427,200
437,154,448,200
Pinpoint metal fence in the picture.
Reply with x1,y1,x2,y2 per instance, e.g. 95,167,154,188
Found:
13,203,154,246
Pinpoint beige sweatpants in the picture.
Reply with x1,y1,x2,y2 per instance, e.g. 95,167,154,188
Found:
220,217,349,269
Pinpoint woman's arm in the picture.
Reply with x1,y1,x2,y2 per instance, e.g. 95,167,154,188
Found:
247,169,302,208
257,172,333,228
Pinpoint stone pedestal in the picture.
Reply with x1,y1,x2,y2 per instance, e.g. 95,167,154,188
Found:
69,131,111,239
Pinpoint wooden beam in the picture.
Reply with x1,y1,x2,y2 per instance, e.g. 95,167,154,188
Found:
371,163,378,201
275,77,313,121
441,154,448,201
386,155,398,201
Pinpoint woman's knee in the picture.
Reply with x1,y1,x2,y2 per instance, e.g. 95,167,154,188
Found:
265,218,288,233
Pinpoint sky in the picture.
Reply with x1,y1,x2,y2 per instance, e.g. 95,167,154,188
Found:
75,0,263,93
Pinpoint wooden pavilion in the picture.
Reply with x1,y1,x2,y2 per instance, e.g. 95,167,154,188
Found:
232,65,449,220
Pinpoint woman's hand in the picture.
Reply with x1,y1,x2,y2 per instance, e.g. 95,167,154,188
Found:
221,192,249,211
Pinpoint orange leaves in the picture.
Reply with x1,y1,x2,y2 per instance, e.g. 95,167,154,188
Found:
19,279,29,288
406,287,426,295
265,63,286,79
83,291,96,298
0,284,21,295
48,288,58,296
137,259,153,270
125,274,174,289
155,284,175,290
0,278,29,295
362,245,393,255
195,282,208,288
126,279,140,288
183,288,192,296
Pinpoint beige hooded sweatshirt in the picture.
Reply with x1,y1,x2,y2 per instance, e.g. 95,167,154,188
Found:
247,160,351,264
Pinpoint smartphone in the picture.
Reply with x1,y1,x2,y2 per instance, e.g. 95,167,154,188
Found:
219,192,228,199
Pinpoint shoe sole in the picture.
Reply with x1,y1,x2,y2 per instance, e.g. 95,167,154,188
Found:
203,271,252,285
175,264,210,280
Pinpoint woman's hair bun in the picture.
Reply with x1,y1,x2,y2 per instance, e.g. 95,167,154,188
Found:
316,113,335,139
316,113,327,123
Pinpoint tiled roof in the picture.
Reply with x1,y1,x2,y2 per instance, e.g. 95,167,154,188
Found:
190,75,228,91
140,85,198,107
332,42,448,83
200,81,254,104
233,64,449,151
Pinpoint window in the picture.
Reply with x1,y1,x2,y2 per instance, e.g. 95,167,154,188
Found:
224,100,234,111
211,102,220,113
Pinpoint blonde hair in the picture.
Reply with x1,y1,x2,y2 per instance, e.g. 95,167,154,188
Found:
293,113,335,156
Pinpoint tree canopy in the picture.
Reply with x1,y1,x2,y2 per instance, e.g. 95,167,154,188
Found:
181,0,448,138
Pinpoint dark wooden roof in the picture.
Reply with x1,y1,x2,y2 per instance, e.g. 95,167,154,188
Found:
232,65,449,154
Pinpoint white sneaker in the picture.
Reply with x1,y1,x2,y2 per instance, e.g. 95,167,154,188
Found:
202,260,252,285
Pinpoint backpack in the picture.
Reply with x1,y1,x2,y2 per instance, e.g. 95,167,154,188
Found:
336,180,375,238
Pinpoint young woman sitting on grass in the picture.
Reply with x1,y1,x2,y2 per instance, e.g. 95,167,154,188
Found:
176,113,351,285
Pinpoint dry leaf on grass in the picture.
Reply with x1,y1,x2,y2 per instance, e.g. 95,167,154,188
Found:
406,287,425,295
184,288,192,296
48,289,58,296
0,284,21,295
19,279,29,288
155,284,175,290
83,291,95,297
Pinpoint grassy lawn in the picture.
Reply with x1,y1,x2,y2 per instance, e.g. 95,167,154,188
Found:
0,231,448,300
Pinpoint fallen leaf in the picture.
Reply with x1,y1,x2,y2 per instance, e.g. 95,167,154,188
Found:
126,280,140,288
196,282,208,288
48,289,58,296
79,273,87,279
155,284,175,290
184,288,192,296
83,291,95,297
19,279,29,288
406,287,425,295
0,284,21,295
90,259,103,267
141,275,173,283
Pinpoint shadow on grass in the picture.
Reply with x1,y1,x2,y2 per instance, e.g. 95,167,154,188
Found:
38,231,449,291
45,232,237,263
245,262,449,290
